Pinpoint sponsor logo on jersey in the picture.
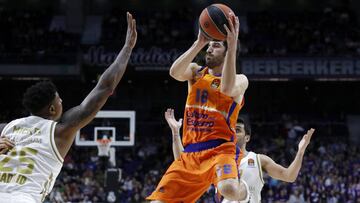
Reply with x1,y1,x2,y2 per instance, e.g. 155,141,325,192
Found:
186,110,215,132
12,126,41,136
211,79,221,89
248,158,255,167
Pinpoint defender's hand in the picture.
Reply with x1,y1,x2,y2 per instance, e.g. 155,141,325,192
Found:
164,108,183,133
124,12,137,49
298,128,315,154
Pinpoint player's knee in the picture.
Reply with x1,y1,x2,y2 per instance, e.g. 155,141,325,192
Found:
217,179,240,201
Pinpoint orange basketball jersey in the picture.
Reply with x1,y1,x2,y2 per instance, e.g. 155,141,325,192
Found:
183,67,244,147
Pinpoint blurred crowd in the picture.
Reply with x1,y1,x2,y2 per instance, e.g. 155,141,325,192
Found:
262,141,360,203
101,8,195,48
241,7,360,56
1,6,360,65
99,7,360,57
0,7,79,64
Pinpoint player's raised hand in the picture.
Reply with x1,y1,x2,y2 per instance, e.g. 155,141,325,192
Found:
197,29,211,47
0,136,14,154
125,12,137,49
298,128,315,154
223,13,239,50
164,108,183,133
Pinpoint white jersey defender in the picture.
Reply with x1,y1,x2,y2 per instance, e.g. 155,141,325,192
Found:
223,152,264,203
0,116,63,202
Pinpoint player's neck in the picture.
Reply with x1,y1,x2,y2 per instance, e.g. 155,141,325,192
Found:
33,112,52,120
241,145,248,156
35,106,55,120
208,65,223,77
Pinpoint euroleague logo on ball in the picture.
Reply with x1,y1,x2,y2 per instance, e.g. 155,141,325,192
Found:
204,21,210,28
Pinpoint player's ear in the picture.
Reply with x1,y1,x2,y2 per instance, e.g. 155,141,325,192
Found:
245,135,250,142
49,105,56,115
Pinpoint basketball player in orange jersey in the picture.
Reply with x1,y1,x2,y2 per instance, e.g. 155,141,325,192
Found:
0,13,136,202
147,14,250,202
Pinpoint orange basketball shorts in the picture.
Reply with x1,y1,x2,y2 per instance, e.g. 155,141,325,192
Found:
146,140,242,203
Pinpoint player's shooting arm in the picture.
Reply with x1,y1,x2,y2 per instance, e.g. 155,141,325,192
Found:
260,128,315,183
55,12,137,158
231,74,248,100
220,15,239,96
169,32,209,81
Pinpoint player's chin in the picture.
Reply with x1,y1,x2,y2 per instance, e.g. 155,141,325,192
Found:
206,62,220,69
206,60,215,69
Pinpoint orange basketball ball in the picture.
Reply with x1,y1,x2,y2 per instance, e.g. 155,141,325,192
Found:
199,3,235,41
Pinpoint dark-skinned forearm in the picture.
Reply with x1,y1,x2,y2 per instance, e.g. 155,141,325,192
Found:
59,46,133,129
98,46,133,92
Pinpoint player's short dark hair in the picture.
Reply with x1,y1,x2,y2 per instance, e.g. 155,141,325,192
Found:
22,81,57,114
237,117,251,136
223,41,228,51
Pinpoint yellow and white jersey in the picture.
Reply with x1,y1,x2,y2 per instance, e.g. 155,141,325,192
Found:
222,151,264,203
0,116,63,202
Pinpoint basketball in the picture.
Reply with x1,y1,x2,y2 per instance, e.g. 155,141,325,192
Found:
199,3,235,41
